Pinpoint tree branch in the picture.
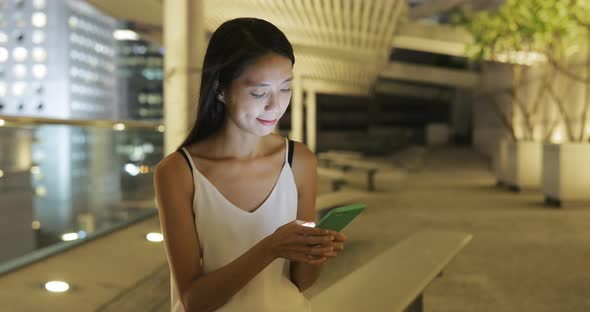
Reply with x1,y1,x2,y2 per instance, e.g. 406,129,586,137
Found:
547,85,576,142
578,28,590,141
543,117,561,142
548,56,590,83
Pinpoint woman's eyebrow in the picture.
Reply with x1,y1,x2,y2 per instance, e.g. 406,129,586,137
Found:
247,77,293,87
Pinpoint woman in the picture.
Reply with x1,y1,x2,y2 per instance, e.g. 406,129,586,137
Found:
154,18,346,312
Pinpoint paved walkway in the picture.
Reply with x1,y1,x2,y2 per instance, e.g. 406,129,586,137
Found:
2,146,589,311
309,147,590,312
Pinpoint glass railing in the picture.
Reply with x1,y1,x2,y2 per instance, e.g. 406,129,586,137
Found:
0,116,164,276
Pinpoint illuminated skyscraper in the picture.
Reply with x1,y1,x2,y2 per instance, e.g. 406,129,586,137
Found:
116,35,163,121
0,0,118,119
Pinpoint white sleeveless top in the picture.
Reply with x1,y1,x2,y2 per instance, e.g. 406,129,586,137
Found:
170,138,312,311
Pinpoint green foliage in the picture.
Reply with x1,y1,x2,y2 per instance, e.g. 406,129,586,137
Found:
456,0,589,64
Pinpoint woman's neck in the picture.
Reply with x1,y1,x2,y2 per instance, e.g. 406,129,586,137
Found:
201,122,269,161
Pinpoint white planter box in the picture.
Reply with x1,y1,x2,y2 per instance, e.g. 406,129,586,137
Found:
426,123,451,146
493,139,510,185
543,143,590,206
506,141,542,191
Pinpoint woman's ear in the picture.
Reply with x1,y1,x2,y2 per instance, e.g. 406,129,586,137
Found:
214,79,225,103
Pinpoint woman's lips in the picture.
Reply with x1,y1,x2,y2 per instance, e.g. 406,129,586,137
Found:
257,118,278,126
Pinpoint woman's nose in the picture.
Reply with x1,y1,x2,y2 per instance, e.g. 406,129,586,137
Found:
265,94,280,111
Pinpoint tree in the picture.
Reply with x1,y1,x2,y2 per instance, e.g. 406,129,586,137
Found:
515,0,590,142
456,0,590,142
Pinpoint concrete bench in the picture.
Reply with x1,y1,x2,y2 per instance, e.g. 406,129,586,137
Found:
323,150,363,158
318,151,361,167
311,230,473,312
317,167,348,191
324,158,381,192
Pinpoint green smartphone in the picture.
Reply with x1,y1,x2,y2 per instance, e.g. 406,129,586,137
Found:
316,203,366,232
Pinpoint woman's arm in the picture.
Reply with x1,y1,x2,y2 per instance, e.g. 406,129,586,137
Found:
155,153,276,312
289,142,327,292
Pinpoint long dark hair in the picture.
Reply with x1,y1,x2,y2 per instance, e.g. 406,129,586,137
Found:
177,18,295,151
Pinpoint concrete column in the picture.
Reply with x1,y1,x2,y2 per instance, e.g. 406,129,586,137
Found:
163,0,205,155
306,89,317,152
290,73,304,142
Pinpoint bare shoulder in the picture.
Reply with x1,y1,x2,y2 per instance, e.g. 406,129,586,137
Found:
290,141,317,190
291,141,317,170
154,151,194,200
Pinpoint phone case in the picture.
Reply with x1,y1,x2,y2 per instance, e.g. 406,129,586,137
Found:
316,203,366,232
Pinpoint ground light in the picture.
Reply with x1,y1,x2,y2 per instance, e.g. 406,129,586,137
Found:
146,232,163,242
45,281,70,293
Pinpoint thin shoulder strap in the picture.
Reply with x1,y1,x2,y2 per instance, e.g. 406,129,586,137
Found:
178,147,195,178
178,147,198,222
287,139,294,168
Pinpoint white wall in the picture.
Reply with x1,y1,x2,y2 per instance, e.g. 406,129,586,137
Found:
472,62,513,158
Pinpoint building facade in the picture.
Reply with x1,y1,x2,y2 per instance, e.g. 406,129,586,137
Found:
0,0,118,119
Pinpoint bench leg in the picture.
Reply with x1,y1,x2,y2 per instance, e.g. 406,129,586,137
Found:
339,165,351,173
332,180,346,192
367,170,377,192
404,293,423,312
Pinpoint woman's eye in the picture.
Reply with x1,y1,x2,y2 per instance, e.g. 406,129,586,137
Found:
281,88,291,93
251,93,266,99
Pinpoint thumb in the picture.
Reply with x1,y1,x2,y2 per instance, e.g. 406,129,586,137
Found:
295,220,316,228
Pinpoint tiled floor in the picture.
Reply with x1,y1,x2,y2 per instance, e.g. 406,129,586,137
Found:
3,146,590,312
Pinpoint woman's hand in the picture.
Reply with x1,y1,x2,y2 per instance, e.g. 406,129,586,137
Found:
267,220,340,265
311,230,346,261
327,230,346,255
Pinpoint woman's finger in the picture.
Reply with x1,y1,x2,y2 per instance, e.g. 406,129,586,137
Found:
330,241,344,251
291,245,333,256
296,234,334,246
295,224,331,236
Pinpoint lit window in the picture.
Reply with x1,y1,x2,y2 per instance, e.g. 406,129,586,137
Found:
147,94,161,105
13,47,27,62
16,17,26,28
133,45,147,54
32,48,46,62
33,0,46,9
32,30,45,44
13,64,27,79
0,47,7,62
68,16,78,29
12,82,26,96
32,64,46,79
32,12,47,28
0,32,6,43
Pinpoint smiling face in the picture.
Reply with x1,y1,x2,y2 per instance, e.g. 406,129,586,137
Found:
220,52,293,137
